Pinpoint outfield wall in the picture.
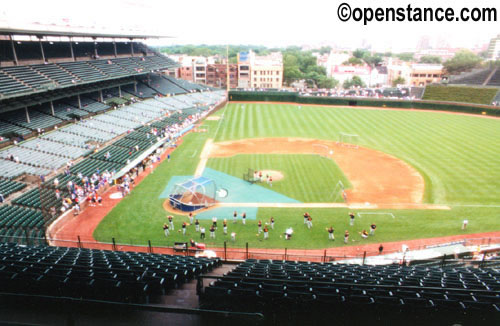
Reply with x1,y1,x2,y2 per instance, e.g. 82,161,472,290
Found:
228,91,500,116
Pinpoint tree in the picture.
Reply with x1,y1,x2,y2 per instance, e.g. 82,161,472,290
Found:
419,55,442,64
343,57,364,66
363,54,382,67
318,46,332,55
395,52,414,61
353,49,369,59
443,50,482,74
317,76,339,89
392,76,406,87
343,76,365,89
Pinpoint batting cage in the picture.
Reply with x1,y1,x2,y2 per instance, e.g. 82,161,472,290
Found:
169,177,217,212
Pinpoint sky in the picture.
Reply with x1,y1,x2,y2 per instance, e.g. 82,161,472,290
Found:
1,0,498,52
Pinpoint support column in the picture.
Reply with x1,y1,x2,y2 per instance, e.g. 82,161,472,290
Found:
99,90,104,102
25,107,30,124
118,85,122,97
39,38,46,62
77,94,82,108
130,40,134,56
69,38,75,61
50,101,55,116
134,81,137,93
10,35,18,66
94,40,98,59
113,40,117,58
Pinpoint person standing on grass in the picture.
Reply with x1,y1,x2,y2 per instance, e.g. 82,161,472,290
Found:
344,230,349,244
182,222,187,236
189,212,194,224
195,219,200,232
163,223,169,237
231,232,236,242
462,219,468,230
200,226,206,240
263,226,269,240
328,226,335,240
223,220,228,235
349,212,355,226
168,215,174,230
370,223,377,236
258,220,262,234
210,225,216,239
307,216,313,229
242,212,246,225
233,210,238,224
304,212,309,225
270,217,275,230
212,217,217,230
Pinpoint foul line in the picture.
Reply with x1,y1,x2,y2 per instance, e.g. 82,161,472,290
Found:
215,202,450,210
194,139,213,176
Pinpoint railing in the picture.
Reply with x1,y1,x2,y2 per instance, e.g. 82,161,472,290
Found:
6,232,496,265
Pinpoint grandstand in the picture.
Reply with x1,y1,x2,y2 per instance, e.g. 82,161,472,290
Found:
0,28,226,255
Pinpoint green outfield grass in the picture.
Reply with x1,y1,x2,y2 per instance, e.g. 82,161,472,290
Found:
93,103,500,249
206,154,351,202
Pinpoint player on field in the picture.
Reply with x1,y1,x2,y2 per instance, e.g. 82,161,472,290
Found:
370,223,377,235
349,212,355,226
327,226,335,240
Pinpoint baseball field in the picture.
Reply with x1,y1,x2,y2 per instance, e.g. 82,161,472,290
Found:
93,102,500,249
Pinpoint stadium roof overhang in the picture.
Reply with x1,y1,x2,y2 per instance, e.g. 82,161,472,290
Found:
0,27,173,39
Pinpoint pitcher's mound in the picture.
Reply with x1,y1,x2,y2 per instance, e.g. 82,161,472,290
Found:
259,170,284,181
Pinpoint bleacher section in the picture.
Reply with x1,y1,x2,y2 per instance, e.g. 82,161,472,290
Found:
35,102,90,121
0,243,221,303
201,259,500,319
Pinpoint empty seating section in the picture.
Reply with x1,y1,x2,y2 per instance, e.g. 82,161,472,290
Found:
0,205,44,230
0,120,32,137
0,243,221,303
92,114,140,130
88,60,129,78
146,75,187,95
1,66,54,90
0,108,63,131
31,64,75,86
122,83,157,98
60,122,117,143
0,71,31,97
80,101,110,113
42,131,94,149
202,259,500,314
19,138,90,159
58,62,106,82
0,146,69,170
35,102,89,120
0,159,51,179
163,75,206,91
0,179,26,198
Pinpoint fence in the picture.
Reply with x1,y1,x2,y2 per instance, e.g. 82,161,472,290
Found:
4,232,494,265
